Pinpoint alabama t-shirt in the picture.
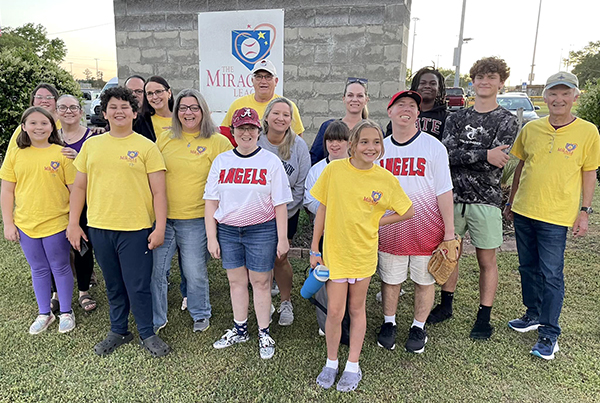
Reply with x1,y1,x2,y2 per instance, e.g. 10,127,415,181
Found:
203,147,293,226
377,132,453,255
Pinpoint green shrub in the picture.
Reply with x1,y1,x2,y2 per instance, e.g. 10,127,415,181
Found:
576,79,600,183
0,48,80,157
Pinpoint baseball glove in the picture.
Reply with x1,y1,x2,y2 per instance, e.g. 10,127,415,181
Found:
428,235,462,285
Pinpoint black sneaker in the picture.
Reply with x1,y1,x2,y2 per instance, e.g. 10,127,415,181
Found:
405,326,428,353
377,322,397,350
426,304,453,324
469,319,494,340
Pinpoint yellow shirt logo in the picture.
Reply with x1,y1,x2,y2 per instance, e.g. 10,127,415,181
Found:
364,190,383,205
558,143,577,157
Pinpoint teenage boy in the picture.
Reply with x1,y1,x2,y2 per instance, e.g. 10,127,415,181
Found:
432,57,519,340
385,66,449,141
377,90,454,353
68,86,171,357
505,72,600,359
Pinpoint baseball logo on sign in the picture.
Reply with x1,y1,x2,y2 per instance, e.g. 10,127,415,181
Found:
232,23,277,71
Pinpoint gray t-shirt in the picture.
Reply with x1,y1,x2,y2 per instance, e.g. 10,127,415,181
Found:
257,134,311,218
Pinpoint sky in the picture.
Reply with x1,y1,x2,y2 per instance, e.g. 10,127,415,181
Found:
0,0,598,85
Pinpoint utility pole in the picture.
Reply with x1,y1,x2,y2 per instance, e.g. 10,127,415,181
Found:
94,58,100,78
453,0,467,88
409,17,419,77
529,0,542,85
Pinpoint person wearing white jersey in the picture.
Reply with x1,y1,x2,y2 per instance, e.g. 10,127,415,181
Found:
376,91,455,353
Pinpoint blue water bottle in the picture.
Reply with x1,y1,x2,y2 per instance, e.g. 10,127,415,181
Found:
301,264,330,299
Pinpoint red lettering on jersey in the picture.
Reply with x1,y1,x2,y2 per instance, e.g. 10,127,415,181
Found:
233,168,244,183
392,158,401,176
243,168,252,184
218,169,226,184
408,157,418,176
379,159,386,169
401,158,409,176
224,168,236,183
258,169,267,185
250,168,259,184
416,158,426,176
421,117,431,132
431,120,441,134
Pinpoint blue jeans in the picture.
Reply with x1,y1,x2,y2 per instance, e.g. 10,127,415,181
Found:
513,213,567,341
151,218,211,327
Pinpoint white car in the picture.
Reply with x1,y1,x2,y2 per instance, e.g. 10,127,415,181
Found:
497,93,540,124
90,77,119,126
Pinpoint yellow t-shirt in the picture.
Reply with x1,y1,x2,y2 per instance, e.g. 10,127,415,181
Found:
511,117,600,227
151,115,172,139
0,144,76,238
310,158,413,279
8,120,63,152
156,130,233,219
221,94,305,135
74,132,166,231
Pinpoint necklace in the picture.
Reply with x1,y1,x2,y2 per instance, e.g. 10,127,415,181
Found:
60,128,84,144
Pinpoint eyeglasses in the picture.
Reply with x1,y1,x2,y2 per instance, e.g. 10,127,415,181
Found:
131,89,144,95
235,126,259,133
253,74,274,81
347,77,368,86
57,105,81,113
178,105,201,113
34,95,55,100
146,89,167,98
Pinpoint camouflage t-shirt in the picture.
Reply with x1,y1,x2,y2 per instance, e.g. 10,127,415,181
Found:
442,106,519,207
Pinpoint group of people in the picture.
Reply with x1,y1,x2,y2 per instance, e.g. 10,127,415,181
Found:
1,54,598,392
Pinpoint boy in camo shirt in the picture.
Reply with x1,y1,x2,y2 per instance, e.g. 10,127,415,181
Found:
429,57,519,340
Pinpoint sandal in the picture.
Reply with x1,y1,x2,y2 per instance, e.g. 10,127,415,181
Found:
50,298,60,314
336,369,362,392
139,335,171,357
94,331,133,356
78,294,97,312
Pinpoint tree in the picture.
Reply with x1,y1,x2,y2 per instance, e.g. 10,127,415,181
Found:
437,68,472,89
0,25,80,156
83,68,93,81
0,23,67,63
576,79,600,183
569,41,600,87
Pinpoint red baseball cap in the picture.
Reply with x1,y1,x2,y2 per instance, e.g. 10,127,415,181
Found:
388,90,422,110
232,107,261,128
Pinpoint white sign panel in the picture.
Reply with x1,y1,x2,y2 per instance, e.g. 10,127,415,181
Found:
198,9,284,125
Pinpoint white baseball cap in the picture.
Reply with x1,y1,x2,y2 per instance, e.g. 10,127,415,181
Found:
251,59,277,76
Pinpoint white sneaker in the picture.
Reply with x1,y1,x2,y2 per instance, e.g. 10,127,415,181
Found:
271,282,280,297
259,332,275,359
278,300,294,326
58,312,76,333
213,328,249,349
29,314,55,335
269,304,275,324
181,297,188,311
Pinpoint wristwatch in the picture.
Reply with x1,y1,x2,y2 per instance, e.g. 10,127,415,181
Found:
580,206,594,214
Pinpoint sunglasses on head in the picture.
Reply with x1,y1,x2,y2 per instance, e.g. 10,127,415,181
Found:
346,77,368,86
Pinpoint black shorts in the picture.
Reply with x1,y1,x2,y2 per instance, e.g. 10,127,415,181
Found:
287,210,301,240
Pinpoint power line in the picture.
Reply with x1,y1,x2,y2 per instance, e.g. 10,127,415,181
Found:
48,23,112,36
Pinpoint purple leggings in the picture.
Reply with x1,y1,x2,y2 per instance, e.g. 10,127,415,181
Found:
19,229,74,314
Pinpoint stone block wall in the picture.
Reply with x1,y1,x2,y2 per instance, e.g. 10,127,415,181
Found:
114,0,411,144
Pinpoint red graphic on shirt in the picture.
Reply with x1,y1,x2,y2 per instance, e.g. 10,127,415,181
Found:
379,190,445,255
218,168,267,185
218,197,276,227
379,157,426,177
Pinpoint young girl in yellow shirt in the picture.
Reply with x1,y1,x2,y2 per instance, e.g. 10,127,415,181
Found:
0,107,76,335
309,119,414,392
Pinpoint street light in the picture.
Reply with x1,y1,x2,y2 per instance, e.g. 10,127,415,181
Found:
409,17,420,77
529,0,542,84
453,0,468,88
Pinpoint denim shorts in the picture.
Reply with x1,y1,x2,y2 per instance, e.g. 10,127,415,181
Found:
217,219,277,272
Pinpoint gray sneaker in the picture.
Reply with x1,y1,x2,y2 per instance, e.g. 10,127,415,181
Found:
193,318,210,332
271,281,280,297
213,328,249,349
29,314,55,335
259,332,275,359
278,300,294,326
58,312,76,333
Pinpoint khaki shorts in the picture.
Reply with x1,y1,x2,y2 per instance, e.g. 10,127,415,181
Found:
454,203,503,249
377,252,435,286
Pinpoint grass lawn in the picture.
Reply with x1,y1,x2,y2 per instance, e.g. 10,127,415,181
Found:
2,192,600,402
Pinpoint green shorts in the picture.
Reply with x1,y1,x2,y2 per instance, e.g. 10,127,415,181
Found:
454,203,503,249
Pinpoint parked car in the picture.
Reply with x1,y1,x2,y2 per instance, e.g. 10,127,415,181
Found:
81,89,101,121
446,87,467,111
90,77,119,127
497,93,540,124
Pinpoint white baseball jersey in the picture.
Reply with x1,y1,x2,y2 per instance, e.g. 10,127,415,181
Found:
377,132,453,255
204,147,292,226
